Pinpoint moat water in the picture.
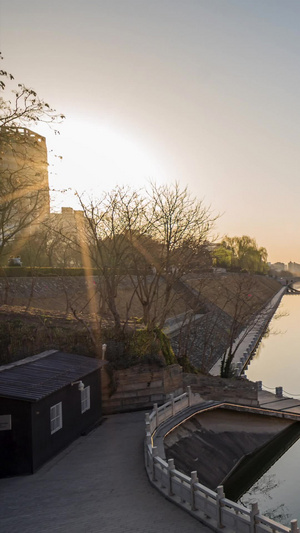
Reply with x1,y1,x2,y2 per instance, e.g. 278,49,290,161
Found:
239,283,300,525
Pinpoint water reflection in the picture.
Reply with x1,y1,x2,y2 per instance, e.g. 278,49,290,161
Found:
240,475,290,525
246,291,300,397
223,422,300,526
241,287,300,524
238,436,300,526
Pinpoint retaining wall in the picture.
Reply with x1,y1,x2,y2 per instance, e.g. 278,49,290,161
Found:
102,364,183,414
101,363,259,414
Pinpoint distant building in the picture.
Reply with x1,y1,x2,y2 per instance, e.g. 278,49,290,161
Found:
269,262,287,272
288,262,300,275
49,207,86,239
0,128,91,266
0,127,50,246
46,207,90,267
0,350,103,477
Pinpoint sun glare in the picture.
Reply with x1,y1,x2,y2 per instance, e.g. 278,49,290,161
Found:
48,120,166,209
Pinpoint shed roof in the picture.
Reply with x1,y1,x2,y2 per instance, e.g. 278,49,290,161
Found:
0,350,103,402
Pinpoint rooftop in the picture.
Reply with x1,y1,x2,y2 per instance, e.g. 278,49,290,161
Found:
0,350,102,402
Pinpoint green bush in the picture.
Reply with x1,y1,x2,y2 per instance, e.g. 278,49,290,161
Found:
126,327,176,366
100,326,177,369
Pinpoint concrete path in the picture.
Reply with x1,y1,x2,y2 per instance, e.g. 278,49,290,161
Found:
258,389,300,415
0,411,211,533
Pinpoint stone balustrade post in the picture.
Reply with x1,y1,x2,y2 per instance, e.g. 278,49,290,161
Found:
144,435,151,467
216,485,225,528
250,502,259,533
170,393,175,416
168,458,175,496
146,431,151,446
145,414,151,467
290,519,299,533
235,362,242,375
187,385,192,407
276,386,283,398
190,470,198,511
152,446,158,482
153,403,159,427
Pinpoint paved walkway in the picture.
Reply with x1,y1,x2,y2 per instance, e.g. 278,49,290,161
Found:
210,287,286,376
0,411,211,533
258,389,300,415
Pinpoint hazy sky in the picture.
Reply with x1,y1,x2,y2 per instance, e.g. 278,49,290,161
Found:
0,0,299,264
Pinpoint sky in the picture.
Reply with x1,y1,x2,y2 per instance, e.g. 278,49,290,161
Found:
0,0,299,264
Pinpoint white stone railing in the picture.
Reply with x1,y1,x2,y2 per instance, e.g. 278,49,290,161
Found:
144,388,299,533
234,287,287,376
148,387,194,434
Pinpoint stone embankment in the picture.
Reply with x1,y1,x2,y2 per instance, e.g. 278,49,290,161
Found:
164,408,293,490
101,363,183,413
210,285,287,376
101,364,258,414
168,274,283,374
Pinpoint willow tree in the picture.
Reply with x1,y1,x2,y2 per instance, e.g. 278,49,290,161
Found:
221,235,268,274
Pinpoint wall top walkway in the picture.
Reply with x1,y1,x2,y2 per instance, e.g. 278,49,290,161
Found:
210,286,286,377
258,389,300,414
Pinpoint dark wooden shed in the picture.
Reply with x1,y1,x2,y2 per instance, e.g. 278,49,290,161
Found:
0,349,103,477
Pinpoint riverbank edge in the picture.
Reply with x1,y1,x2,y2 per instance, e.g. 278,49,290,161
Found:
163,407,294,493
222,419,300,501
210,286,287,377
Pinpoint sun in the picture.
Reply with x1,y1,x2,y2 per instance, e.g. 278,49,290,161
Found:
47,118,166,209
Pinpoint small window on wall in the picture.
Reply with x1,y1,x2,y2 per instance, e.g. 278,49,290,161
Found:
81,386,90,413
50,402,63,434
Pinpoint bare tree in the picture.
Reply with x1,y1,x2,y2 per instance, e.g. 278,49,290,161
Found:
39,209,85,267
172,304,229,373
215,275,271,376
132,182,215,329
76,187,141,332
0,55,64,262
0,55,64,129
171,273,279,377
70,183,216,335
